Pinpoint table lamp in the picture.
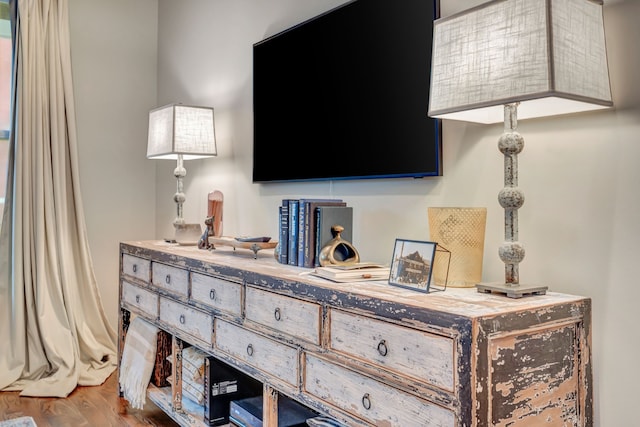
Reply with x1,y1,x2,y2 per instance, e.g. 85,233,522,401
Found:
147,104,217,242
428,0,612,297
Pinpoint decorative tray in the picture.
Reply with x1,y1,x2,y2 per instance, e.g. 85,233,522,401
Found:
208,236,277,258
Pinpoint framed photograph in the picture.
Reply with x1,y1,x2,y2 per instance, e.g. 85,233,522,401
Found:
389,239,437,292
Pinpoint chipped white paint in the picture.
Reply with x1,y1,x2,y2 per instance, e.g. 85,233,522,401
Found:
214,319,299,387
245,286,322,345
191,271,242,316
304,353,456,427
329,308,455,391
159,297,213,345
119,241,592,427
121,281,158,318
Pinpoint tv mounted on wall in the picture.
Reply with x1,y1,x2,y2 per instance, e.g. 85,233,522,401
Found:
252,0,442,183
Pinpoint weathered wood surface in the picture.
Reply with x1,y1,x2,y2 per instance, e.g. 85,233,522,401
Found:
152,262,189,296
122,253,151,282
121,240,586,318
304,353,456,427
119,240,592,427
152,330,172,387
190,271,243,316
214,318,299,387
121,281,158,318
245,285,322,345
329,308,455,392
263,384,279,427
475,300,592,426
159,297,213,345
148,384,206,426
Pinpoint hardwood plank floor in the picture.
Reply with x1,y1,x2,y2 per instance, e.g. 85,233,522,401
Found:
0,372,178,426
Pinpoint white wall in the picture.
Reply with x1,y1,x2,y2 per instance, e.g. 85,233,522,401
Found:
155,1,640,426
68,0,639,425
69,0,158,329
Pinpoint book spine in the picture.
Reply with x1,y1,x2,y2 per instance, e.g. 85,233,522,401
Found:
287,200,299,266
297,201,307,266
297,199,341,267
278,205,288,264
300,202,311,267
314,207,322,267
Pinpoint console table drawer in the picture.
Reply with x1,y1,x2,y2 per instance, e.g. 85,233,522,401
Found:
304,354,456,427
159,297,213,345
214,319,298,386
121,281,158,319
122,254,150,283
245,287,321,345
152,262,189,296
191,272,242,316
119,242,593,427
329,309,455,391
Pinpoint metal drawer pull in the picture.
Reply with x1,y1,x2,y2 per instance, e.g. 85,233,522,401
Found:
377,339,388,357
135,295,140,303
179,314,185,324
274,307,281,321
246,344,254,356
362,393,371,410
165,274,171,284
132,264,137,273
209,289,216,300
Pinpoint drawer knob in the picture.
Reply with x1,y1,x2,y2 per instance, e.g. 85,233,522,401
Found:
246,344,254,356
362,393,372,410
165,274,171,284
377,339,388,357
179,314,185,324
132,264,137,273
135,295,140,304
274,307,281,321
209,289,216,300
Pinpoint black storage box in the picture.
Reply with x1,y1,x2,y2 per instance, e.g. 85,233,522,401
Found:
229,395,318,427
204,356,263,426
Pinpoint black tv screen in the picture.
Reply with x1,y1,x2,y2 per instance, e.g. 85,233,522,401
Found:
252,0,442,183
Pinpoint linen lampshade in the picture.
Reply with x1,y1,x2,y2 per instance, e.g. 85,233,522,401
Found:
428,0,612,124
147,104,216,160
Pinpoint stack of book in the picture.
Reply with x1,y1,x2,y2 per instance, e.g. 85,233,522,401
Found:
312,263,390,283
278,198,353,267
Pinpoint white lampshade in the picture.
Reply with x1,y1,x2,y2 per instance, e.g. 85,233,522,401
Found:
147,104,217,160
428,0,612,124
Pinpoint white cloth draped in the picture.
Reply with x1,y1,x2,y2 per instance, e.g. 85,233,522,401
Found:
0,0,117,397
118,317,158,410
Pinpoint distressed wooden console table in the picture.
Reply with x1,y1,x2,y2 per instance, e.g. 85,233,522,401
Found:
118,240,592,426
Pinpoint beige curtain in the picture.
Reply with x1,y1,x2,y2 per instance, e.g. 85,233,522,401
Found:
0,0,116,397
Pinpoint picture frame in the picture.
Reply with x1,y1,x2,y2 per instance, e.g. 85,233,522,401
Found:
389,239,437,292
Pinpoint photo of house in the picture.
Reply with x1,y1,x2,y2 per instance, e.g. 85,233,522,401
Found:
389,240,436,291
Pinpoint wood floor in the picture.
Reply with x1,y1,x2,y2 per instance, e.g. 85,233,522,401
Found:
0,372,178,426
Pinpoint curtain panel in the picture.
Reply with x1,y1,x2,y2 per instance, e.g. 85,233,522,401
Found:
0,0,116,397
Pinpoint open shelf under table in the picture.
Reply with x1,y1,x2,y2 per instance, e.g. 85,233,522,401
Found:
147,384,230,427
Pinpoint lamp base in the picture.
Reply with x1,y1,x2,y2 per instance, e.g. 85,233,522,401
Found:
476,282,548,299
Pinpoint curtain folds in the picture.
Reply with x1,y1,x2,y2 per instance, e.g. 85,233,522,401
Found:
0,0,117,397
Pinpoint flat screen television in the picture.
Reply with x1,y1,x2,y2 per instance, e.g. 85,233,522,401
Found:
252,0,442,183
